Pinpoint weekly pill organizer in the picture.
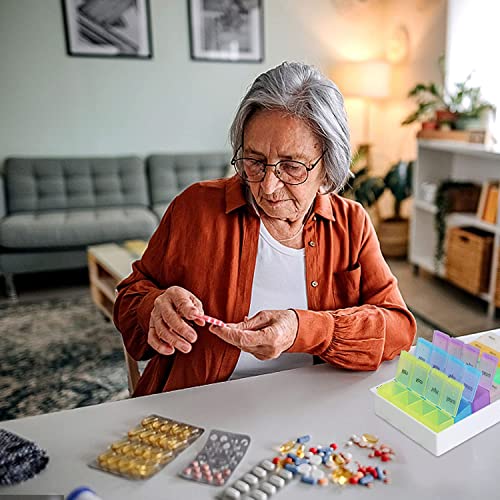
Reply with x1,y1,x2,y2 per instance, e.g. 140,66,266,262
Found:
372,331,500,456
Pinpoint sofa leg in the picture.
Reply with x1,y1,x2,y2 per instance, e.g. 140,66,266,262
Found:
4,273,18,300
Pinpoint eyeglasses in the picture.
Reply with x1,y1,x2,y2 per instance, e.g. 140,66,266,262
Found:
231,146,325,186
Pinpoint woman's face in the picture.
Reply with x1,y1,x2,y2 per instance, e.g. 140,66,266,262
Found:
243,109,325,223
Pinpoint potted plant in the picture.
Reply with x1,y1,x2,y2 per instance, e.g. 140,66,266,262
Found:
343,158,414,258
401,57,495,130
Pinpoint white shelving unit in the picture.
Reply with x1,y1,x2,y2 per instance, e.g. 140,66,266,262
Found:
410,139,500,318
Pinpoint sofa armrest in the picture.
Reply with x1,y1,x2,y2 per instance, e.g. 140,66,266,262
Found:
0,174,6,219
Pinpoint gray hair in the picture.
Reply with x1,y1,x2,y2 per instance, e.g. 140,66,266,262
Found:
229,61,351,193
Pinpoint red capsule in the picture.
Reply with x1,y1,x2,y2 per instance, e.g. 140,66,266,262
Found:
330,443,338,450
309,447,318,454
349,477,359,484
272,457,280,465
381,454,391,462
374,449,382,457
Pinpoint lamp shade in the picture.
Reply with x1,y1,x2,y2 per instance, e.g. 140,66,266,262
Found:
332,60,391,99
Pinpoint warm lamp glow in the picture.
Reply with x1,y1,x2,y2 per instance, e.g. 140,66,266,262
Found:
331,60,391,99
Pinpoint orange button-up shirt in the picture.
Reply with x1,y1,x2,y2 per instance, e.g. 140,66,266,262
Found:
113,176,416,396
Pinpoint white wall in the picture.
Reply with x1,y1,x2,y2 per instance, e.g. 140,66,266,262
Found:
0,0,374,165
0,0,446,175
446,0,500,137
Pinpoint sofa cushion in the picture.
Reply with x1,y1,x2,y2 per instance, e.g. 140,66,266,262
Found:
147,153,231,210
0,207,157,249
4,157,149,213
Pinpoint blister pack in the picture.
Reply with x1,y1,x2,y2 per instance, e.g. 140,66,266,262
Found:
180,429,251,486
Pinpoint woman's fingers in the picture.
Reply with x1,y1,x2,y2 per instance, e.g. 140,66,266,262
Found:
147,325,175,355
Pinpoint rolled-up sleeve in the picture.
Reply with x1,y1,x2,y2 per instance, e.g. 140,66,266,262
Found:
113,201,176,361
288,208,416,370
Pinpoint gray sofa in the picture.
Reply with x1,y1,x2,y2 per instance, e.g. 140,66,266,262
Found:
0,152,231,298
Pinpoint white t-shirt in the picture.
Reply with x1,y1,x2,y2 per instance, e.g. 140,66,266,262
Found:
229,222,314,380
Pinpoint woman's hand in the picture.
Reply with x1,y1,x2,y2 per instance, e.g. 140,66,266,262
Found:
148,286,205,356
209,310,298,360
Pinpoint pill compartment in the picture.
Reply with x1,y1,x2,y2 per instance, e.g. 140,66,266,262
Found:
406,398,435,422
376,380,406,402
391,388,420,410
421,409,454,433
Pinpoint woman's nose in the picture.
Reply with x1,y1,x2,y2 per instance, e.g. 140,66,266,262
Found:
260,166,283,194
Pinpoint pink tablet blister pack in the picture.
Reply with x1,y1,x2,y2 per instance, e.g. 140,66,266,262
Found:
198,314,226,328
179,430,251,486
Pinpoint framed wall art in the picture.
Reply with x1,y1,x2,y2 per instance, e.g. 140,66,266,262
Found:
62,0,153,59
188,0,264,63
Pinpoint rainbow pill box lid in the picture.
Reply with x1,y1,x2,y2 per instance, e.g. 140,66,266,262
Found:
371,379,500,456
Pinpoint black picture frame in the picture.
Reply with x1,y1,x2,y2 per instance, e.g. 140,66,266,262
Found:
188,0,264,63
61,0,153,59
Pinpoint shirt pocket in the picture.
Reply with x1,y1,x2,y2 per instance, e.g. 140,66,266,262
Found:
332,263,362,309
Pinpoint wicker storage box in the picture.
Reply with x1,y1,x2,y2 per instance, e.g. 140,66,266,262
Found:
446,226,493,295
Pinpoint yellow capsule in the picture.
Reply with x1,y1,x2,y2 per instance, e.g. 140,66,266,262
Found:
117,458,134,474
296,444,305,457
362,433,378,444
128,426,145,438
110,440,129,451
332,467,351,485
141,416,159,427
158,451,174,464
98,452,114,466
150,420,164,430
279,440,295,454
334,454,345,465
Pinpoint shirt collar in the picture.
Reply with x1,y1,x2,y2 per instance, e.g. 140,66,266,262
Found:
225,176,336,222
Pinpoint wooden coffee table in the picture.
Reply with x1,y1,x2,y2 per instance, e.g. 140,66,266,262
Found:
87,240,147,394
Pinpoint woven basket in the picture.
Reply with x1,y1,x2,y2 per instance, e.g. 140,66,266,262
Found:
446,226,493,295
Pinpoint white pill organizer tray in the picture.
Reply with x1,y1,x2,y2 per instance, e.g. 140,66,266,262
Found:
371,333,500,456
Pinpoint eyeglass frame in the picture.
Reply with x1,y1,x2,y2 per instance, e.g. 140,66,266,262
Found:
231,145,325,186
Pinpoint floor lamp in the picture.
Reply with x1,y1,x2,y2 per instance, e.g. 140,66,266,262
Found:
331,60,391,168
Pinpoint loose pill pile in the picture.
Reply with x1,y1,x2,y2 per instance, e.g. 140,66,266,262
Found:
271,434,393,488
180,430,250,486
91,415,204,480
219,433,393,498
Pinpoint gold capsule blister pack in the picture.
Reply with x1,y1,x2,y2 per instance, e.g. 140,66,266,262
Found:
92,415,204,480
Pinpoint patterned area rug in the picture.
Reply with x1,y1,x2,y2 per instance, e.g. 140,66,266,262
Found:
0,295,130,422
0,295,440,421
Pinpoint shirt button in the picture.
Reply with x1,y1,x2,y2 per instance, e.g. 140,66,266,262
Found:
311,281,318,287
308,241,316,247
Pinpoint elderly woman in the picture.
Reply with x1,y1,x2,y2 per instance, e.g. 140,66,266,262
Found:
114,62,416,396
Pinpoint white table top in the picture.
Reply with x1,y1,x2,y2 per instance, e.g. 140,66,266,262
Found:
1,336,498,500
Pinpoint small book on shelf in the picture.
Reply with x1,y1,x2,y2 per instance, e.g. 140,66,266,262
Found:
477,181,500,224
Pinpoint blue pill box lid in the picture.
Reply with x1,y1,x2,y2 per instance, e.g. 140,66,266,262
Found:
444,355,466,383
415,338,433,364
429,345,447,372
